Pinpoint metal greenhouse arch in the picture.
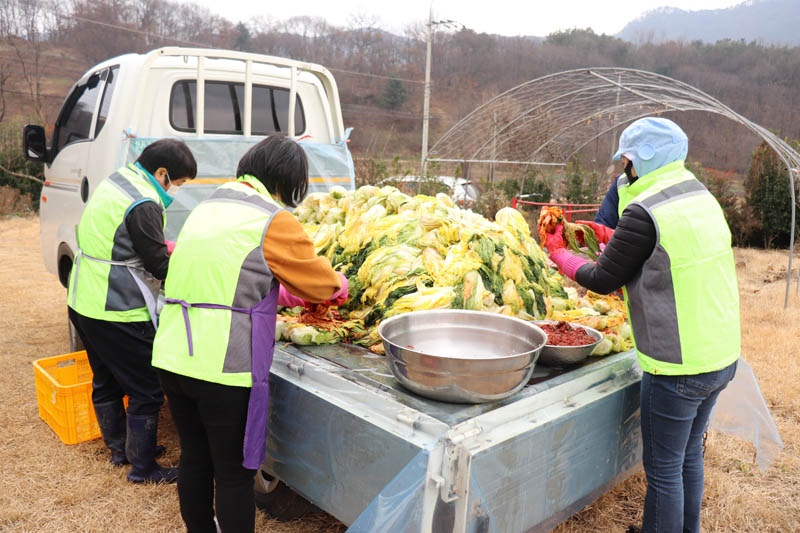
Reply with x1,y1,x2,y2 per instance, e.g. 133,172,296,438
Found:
427,67,800,307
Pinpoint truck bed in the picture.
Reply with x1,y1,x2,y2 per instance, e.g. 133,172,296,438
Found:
264,342,642,532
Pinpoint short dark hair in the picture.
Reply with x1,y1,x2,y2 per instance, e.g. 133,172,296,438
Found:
236,136,308,207
136,139,197,181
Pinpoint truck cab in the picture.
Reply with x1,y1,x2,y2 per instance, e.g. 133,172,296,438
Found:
23,47,354,290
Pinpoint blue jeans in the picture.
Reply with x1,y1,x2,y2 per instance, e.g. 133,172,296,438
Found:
640,361,737,533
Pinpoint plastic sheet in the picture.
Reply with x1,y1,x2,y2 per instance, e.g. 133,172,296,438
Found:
299,128,355,194
118,135,355,193
710,357,783,471
346,449,498,533
164,184,218,240
120,136,356,240
262,347,447,526
340,351,783,532
346,450,431,533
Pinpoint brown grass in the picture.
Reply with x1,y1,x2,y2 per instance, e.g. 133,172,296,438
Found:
0,187,34,216
1,216,798,532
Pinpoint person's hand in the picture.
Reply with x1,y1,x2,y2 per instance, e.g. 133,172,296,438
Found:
165,239,176,255
544,223,566,253
323,272,349,306
574,221,614,245
278,284,307,308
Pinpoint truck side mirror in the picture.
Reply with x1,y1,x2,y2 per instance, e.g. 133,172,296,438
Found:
23,125,49,163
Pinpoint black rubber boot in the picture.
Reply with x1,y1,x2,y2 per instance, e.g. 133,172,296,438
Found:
93,400,128,466
125,413,177,484
94,401,165,466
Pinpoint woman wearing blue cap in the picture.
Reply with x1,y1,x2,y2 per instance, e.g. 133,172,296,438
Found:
543,117,740,533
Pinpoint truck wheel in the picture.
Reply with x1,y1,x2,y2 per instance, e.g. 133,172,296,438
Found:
253,469,321,521
69,317,85,352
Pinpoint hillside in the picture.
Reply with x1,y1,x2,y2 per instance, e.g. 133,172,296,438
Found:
2,0,800,184
617,0,800,45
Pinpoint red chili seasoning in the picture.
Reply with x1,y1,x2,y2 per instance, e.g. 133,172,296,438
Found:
539,321,596,346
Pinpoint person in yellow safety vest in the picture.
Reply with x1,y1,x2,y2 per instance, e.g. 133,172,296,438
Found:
67,138,197,484
543,117,739,533
151,135,348,533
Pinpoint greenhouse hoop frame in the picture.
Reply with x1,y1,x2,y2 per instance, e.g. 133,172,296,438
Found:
428,67,800,307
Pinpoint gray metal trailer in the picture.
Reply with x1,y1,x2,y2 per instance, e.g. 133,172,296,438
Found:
259,343,642,532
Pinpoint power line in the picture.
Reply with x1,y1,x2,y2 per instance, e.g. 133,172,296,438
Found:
1,88,64,100
0,48,91,70
64,14,208,48
342,106,425,119
53,12,427,86
344,112,446,121
344,115,444,123
0,60,86,78
329,67,423,85
342,103,445,119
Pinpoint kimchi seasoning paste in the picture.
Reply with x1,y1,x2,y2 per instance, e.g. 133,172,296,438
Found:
540,321,596,346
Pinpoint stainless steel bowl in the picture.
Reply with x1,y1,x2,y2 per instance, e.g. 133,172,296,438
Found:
378,310,547,403
533,320,604,366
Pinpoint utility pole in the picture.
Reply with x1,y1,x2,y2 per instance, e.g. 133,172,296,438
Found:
420,7,433,177
420,10,458,178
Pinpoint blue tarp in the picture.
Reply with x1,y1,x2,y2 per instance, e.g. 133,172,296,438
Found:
118,132,355,194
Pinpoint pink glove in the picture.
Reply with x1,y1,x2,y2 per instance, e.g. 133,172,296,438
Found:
549,248,589,281
323,272,349,306
278,284,307,307
165,239,176,255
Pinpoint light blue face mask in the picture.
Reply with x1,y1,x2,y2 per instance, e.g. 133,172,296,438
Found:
135,162,175,208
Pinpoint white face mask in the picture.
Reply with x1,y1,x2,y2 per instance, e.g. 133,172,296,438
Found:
160,170,176,208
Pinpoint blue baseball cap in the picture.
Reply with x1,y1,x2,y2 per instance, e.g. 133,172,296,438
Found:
613,117,689,178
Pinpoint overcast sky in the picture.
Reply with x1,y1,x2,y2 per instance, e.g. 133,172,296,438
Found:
193,0,745,37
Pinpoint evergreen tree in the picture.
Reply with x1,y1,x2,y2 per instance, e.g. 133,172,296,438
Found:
380,77,407,111
234,22,252,52
745,140,800,248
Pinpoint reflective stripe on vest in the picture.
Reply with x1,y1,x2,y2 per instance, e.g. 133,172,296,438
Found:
618,161,741,375
67,165,165,323
151,177,282,387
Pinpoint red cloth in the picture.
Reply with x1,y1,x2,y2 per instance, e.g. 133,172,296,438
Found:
165,239,176,255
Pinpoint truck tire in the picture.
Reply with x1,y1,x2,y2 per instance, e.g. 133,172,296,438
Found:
253,469,321,521
68,317,85,352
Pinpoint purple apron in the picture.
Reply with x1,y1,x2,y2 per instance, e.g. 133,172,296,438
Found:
166,284,279,470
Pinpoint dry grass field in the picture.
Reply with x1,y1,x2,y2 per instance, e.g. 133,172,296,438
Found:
1,215,798,532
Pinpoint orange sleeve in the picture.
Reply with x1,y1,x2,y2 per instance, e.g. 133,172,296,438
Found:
263,210,341,303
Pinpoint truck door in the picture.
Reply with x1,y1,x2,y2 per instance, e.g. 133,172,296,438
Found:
41,66,119,285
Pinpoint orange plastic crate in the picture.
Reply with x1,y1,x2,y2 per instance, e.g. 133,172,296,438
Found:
33,351,101,444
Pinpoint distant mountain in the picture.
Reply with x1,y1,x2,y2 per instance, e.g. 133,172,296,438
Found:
616,0,800,46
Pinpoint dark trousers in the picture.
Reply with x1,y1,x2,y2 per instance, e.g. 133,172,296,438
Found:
640,360,737,533
68,307,163,416
157,369,256,533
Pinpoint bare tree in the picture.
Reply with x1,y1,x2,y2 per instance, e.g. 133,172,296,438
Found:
0,60,9,122
0,0,58,125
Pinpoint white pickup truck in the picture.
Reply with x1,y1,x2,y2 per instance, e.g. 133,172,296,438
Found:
23,46,355,300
